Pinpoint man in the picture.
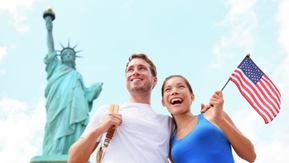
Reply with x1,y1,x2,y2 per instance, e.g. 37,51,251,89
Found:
68,53,173,163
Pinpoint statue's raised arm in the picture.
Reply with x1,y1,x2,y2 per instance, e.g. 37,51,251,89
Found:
43,8,55,55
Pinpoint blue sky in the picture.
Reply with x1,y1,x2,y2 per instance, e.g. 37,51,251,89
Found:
1,0,289,162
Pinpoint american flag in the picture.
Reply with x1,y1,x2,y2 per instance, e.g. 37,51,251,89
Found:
229,55,281,124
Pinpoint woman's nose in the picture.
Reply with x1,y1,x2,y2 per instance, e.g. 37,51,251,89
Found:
171,89,178,95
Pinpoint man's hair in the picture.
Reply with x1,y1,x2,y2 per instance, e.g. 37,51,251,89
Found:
125,53,157,77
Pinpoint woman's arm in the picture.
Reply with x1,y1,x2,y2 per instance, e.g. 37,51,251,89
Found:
208,91,256,163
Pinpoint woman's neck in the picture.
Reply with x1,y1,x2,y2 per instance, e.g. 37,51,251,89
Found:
174,112,197,130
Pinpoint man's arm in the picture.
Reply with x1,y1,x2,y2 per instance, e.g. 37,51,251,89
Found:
68,112,122,163
68,130,100,163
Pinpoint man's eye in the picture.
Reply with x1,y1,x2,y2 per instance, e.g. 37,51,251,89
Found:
128,68,133,71
140,67,145,70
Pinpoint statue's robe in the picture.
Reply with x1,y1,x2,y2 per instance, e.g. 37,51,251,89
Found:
43,51,91,155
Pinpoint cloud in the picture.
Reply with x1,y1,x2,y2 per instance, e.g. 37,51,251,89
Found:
211,0,258,68
275,0,289,105
0,97,46,163
0,0,42,32
231,107,289,163
276,0,289,54
0,46,7,76
121,0,134,9
0,46,7,62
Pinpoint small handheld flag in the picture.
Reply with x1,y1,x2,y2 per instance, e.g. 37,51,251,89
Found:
227,54,281,124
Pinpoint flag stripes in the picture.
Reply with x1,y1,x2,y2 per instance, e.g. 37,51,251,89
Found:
229,56,281,124
230,71,272,123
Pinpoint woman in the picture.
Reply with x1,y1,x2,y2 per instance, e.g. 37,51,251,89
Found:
161,75,256,163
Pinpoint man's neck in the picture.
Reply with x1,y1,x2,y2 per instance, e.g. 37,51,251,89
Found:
128,92,151,105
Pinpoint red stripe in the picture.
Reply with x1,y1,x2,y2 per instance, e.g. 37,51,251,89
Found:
255,82,280,115
233,70,276,118
262,74,281,102
231,72,274,120
263,74,281,97
229,76,269,124
258,79,280,111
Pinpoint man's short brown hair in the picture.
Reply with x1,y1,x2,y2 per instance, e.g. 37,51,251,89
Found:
125,53,157,77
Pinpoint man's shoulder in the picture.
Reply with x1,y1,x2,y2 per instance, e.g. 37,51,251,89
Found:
96,104,110,112
90,105,110,119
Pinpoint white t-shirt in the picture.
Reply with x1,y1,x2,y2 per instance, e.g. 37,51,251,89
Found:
81,102,173,163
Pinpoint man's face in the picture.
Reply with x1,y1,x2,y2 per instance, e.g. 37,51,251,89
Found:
126,58,157,94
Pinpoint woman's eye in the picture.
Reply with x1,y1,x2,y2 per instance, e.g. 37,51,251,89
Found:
140,67,145,70
165,88,170,92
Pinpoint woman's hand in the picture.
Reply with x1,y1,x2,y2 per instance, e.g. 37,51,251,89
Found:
209,90,224,121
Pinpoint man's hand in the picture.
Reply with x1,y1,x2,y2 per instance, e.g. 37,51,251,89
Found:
97,113,122,134
200,103,211,113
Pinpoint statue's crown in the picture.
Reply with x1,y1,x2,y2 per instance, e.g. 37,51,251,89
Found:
58,40,82,58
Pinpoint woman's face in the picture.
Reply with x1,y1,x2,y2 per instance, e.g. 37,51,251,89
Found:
162,77,195,115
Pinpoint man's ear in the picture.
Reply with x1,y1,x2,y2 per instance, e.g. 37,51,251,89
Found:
162,99,165,107
153,76,158,86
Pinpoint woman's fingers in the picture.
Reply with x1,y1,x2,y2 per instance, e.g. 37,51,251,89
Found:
209,91,224,106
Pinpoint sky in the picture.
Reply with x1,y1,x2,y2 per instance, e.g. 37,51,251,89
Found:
0,0,289,162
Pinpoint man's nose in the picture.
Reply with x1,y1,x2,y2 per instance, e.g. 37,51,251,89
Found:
132,69,140,76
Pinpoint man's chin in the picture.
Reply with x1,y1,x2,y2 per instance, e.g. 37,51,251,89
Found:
129,87,147,94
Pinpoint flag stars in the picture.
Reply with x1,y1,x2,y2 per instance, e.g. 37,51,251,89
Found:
238,57,264,85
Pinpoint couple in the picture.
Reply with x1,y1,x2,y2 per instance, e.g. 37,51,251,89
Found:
68,53,256,163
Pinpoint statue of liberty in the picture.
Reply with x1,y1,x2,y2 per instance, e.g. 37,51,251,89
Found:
42,8,103,155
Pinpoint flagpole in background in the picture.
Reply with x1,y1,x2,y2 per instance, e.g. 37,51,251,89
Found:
221,53,251,91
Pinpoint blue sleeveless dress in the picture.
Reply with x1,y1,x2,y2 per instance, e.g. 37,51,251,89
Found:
171,113,235,163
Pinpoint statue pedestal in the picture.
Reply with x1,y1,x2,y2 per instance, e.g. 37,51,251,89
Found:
30,155,90,163
30,155,68,163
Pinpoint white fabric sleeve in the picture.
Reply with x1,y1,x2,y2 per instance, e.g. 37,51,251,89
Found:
81,105,109,142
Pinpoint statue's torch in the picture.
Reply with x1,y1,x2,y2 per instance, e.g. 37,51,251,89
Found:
43,7,55,21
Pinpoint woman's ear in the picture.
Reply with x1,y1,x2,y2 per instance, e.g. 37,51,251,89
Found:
162,99,165,107
191,94,195,102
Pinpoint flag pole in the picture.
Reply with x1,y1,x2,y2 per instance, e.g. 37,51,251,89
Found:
221,53,251,91
221,79,230,91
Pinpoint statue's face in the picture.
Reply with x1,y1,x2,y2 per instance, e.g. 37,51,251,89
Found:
61,49,75,63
